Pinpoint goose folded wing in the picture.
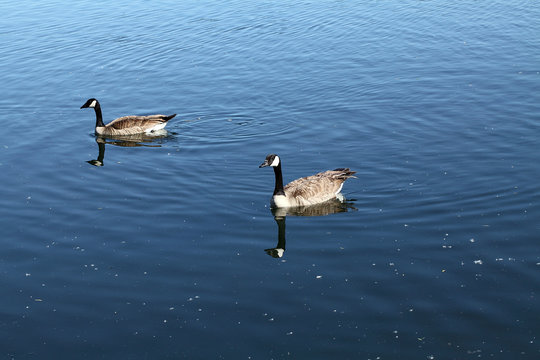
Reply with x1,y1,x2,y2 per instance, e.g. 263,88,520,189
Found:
108,115,168,129
285,172,344,200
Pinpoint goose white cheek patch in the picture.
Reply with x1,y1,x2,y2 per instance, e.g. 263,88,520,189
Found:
89,100,97,108
270,156,280,167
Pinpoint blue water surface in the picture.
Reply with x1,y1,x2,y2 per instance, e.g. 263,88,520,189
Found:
1,1,539,359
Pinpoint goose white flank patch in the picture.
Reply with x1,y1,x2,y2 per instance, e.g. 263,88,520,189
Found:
80,98,176,136
259,154,356,208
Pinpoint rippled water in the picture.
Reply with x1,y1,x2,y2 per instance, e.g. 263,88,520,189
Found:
1,1,539,359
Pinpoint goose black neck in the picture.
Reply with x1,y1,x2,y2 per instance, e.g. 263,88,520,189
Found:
94,103,105,128
273,163,285,196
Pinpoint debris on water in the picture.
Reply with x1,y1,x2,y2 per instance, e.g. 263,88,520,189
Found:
474,260,483,265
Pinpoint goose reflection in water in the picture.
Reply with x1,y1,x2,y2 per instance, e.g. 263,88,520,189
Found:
265,198,357,258
86,130,168,167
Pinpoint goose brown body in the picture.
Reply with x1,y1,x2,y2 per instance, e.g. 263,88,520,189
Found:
259,154,356,208
80,98,176,136
280,168,356,207
95,114,176,136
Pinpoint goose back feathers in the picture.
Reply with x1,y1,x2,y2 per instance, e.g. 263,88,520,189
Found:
80,98,176,136
260,154,356,208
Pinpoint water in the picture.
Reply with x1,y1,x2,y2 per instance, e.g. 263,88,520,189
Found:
1,1,539,358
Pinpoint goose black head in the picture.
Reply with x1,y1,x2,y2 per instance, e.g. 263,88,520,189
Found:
259,154,280,168
80,98,99,109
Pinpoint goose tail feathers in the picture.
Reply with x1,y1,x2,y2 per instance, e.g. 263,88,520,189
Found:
162,114,176,121
332,168,357,179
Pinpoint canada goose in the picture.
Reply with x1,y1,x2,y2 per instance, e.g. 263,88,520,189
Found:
259,154,356,208
80,98,176,136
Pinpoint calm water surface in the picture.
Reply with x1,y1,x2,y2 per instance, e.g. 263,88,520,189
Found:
1,1,539,359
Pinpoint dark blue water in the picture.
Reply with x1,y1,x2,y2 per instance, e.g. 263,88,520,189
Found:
1,1,539,359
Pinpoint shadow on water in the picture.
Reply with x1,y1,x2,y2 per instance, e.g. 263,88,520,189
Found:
264,198,357,258
86,130,173,166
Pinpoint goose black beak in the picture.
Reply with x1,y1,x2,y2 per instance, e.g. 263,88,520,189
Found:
80,104,88,109
259,161,270,168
